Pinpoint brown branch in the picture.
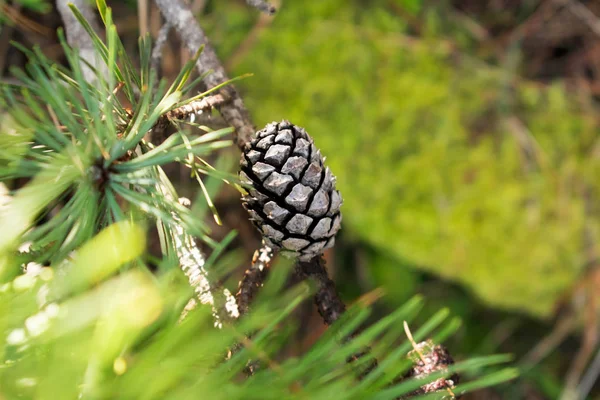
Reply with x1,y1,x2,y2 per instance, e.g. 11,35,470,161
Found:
154,0,256,150
0,3,53,36
295,256,346,325
228,243,274,375
295,255,378,378
236,242,274,316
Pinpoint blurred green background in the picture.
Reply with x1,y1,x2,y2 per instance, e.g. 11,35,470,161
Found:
199,1,600,397
202,0,600,319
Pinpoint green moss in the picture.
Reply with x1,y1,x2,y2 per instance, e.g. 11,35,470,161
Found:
209,2,598,317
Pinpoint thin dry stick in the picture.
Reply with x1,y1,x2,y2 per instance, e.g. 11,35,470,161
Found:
151,94,227,144
560,188,600,400
154,0,255,150
560,308,598,400
0,3,53,36
577,345,600,399
192,0,208,14
521,314,577,368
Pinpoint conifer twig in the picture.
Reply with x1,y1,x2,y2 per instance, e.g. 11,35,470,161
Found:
154,0,255,150
227,3,277,70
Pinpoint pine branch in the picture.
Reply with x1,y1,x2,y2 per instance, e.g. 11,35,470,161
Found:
154,0,255,150
555,0,600,37
2,3,515,397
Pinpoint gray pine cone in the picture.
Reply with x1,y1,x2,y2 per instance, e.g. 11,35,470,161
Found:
240,121,342,261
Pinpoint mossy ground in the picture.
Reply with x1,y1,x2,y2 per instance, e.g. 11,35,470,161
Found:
206,0,600,318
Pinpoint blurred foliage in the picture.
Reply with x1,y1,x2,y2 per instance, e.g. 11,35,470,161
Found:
205,0,600,318
0,223,516,399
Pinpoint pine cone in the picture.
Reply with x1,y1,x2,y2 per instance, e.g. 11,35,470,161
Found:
240,121,342,261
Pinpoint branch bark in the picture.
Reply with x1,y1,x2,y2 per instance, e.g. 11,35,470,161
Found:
154,0,256,150
295,256,346,325
150,22,171,76
295,255,378,379
169,196,240,327
236,242,274,316
56,0,106,84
